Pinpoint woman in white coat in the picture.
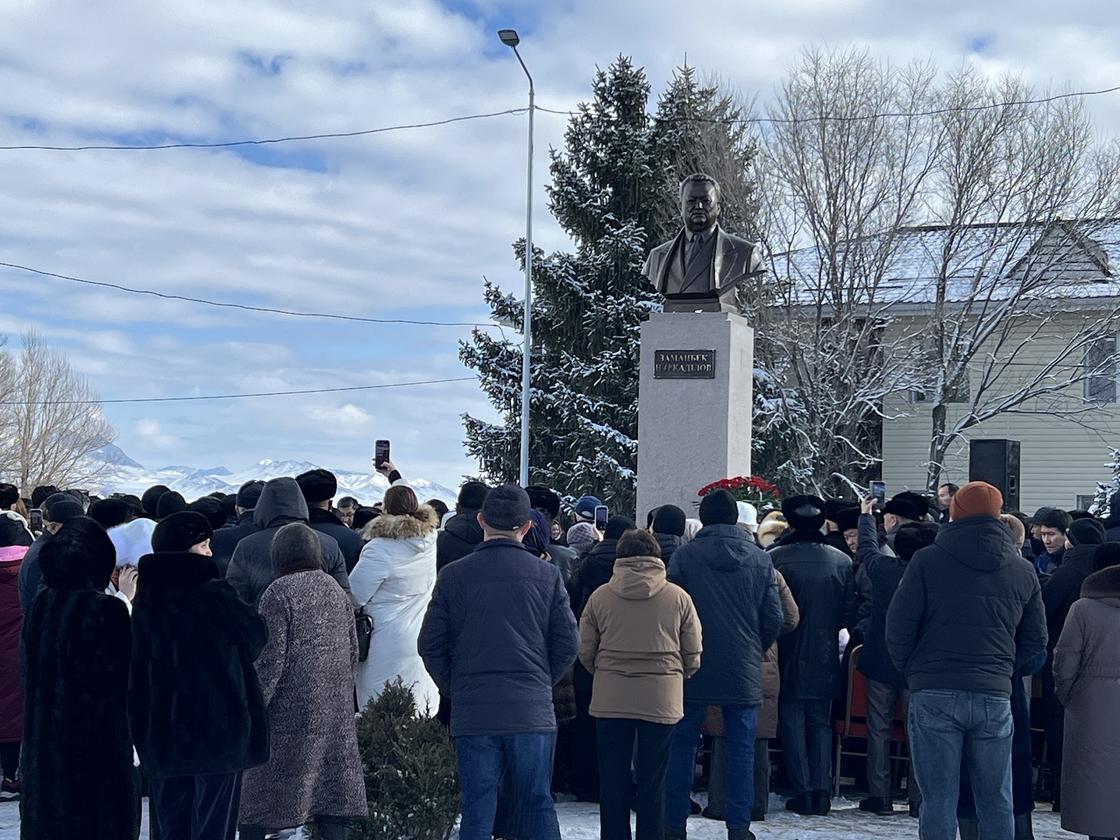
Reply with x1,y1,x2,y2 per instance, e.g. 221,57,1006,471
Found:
350,485,440,714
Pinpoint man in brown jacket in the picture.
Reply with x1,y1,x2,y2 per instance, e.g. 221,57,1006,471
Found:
579,529,702,840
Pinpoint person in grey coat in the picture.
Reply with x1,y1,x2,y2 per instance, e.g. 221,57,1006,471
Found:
1053,561,1120,840
226,477,351,607
238,523,367,840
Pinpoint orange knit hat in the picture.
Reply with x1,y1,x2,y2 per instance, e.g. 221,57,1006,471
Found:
950,481,1003,520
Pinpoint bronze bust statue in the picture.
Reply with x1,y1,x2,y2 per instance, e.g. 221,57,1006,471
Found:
642,173,765,312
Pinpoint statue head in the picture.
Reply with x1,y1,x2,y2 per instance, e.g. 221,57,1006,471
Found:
679,173,720,234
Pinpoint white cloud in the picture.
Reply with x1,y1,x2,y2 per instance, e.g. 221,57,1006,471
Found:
1,0,1118,487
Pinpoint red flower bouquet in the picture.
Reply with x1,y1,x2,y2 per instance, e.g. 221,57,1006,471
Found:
698,475,782,507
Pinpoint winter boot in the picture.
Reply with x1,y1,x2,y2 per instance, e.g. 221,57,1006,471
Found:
811,790,831,816
784,792,814,815
728,828,756,840
958,816,980,840
858,796,894,815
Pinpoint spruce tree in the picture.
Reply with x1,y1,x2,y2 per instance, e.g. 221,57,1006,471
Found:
461,59,758,515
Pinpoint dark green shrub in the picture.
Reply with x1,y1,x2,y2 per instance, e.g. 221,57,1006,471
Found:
351,679,460,840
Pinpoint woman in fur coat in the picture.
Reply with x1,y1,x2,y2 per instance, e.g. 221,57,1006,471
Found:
350,485,440,713
20,517,137,840
238,523,367,840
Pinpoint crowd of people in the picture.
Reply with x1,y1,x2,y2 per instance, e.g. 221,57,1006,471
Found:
1,467,1119,840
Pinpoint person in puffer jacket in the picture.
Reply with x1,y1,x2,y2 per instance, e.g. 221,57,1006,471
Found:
580,529,702,840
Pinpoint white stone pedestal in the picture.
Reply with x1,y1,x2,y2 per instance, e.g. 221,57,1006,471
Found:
636,311,754,521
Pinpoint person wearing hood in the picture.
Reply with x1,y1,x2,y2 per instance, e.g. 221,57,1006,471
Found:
297,469,363,572
238,523,368,840
350,485,440,713
210,480,264,575
652,505,687,567
131,511,269,840
665,489,782,840
0,484,32,549
855,496,939,818
580,529,702,840
226,477,351,608
770,494,857,817
887,482,1046,840
1052,560,1120,840
17,493,86,611
19,518,137,839
436,480,490,572
1040,516,1107,814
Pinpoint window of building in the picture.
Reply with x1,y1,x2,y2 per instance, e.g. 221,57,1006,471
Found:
1084,335,1119,404
1076,494,1098,512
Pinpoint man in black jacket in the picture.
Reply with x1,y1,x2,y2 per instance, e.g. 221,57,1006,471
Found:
666,489,781,840
887,482,1046,840
771,495,857,817
527,485,578,584
1040,515,1105,812
210,480,264,576
419,484,578,840
226,478,351,607
296,469,363,572
436,481,490,571
855,498,938,816
17,494,85,610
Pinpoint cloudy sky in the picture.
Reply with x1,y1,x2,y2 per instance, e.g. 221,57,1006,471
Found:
1,0,1117,489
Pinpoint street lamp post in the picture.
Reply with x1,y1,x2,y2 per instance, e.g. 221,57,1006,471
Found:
498,28,533,488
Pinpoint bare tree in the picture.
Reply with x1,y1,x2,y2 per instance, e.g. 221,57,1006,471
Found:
752,48,942,493
916,70,1120,489
0,332,116,491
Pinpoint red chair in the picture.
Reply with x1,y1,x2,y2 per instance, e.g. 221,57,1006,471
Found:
832,645,910,796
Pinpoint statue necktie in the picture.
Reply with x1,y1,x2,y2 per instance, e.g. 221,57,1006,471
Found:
689,233,703,266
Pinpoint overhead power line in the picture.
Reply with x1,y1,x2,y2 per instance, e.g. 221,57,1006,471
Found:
534,83,1120,125
0,108,529,151
2,85,1116,153
0,261,499,329
0,376,478,406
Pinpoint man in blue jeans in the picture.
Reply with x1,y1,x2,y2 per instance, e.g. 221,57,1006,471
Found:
887,482,1047,840
418,484,579,840
666,490,783,840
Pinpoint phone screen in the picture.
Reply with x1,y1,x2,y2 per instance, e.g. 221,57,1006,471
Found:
374,439,391,468
870,481,887,505
29,509,43,531
594,505,609,531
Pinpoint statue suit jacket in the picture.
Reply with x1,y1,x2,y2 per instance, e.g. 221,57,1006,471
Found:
643,225,764,296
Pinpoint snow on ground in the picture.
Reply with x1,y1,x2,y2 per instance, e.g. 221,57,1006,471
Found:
0,795,1081,839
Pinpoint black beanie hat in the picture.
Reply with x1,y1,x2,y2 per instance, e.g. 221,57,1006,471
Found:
782,495,827,532
652,504,687,537
88,498,133,530
604,515,636,541
189,497,229,531
1068,517,1106,546
1093,542,1120,572
699,490,740,526
152,511,213,553
141,485,171,518
236,480,265,510
155,491,187,520
457,481,490,511
480,484,532,531
43,496,86,526
296,469,338,504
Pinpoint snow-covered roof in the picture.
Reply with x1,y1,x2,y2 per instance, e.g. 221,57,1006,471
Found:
771,218,1120,307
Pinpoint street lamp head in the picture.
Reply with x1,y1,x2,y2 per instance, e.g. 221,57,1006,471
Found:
497,29,520,48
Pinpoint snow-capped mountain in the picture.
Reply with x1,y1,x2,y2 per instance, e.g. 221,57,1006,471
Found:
86,446,458,506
